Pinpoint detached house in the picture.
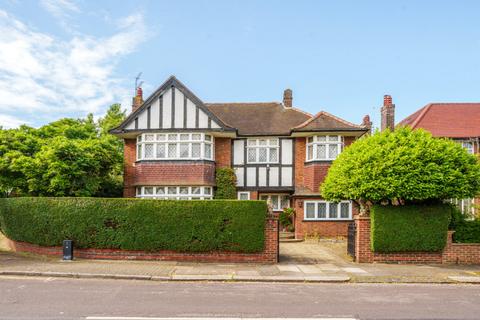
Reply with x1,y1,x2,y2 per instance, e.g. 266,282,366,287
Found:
399,103,480,217
111,76,371,238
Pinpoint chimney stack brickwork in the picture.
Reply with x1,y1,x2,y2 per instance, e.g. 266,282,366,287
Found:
381,94,395,131
132,87,144,112
283,89,293,108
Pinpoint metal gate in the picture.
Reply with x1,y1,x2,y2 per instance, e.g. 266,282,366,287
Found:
347,222,356,259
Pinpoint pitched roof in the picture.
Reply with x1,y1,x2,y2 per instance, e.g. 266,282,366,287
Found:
205,103,311,136
292,111,367,132
398,103,480,138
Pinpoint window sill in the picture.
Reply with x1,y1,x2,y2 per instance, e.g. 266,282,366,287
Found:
302,219,353,222
304,160,334,164
135,159,215,164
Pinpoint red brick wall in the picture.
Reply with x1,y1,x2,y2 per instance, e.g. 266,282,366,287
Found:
7,215,279,264
354,217,480,264
303,163,330,192
214,137,231,168
123,139,136,197
294,137,306,187
134,161,215,186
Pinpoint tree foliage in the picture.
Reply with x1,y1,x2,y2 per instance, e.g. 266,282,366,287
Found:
321,127,480,207
214,167,237,199
0,104,125,197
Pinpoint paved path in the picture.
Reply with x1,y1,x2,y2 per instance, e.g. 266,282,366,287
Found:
1,240,480,283
1,277,480,319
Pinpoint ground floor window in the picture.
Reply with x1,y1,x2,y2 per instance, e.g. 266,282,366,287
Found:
304,200,352,220
136,186,213,200
237,192,250,200
449,198,475,219
259,194,290,211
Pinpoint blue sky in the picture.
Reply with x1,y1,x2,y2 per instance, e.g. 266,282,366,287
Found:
1,0,480,129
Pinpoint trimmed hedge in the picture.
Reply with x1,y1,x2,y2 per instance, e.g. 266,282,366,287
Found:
450,208,480,243
0,198,267,253
371,203,452,253
214,168,237,199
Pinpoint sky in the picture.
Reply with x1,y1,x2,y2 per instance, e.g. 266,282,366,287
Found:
1,0,480,129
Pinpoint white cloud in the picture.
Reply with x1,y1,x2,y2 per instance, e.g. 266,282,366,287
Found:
0,114,28,129
0,9,147,128
40,0,80,32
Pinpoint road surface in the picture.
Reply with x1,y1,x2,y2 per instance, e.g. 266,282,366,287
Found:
0,276,479,319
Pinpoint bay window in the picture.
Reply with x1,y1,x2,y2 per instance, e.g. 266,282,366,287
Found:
136,186,213,200
304,201,352,220
136,133,213,161
247,138,279,163
306,135,342,161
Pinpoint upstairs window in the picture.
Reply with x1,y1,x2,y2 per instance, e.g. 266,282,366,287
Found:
306,135,342,161
246,138,279,164
136,133,213,161
460,141,474,154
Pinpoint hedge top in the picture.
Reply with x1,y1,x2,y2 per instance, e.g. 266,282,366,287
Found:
321,127,480,205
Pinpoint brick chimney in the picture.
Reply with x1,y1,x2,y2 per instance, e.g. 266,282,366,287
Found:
362,114,372,133
283,89,292,109
132,87,144,112
381,94,395,131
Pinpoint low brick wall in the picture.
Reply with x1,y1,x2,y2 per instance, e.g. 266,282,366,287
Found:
7,216,279,264
355,216,480,264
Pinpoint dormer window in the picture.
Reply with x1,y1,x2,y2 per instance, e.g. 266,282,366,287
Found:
136,133,213,161
306,135,342,161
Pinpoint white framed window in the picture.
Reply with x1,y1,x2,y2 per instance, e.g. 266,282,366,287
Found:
237,192,250,200
304,201,352,220
136,186,213,200
136,133,214,161
259,194,290,211
246,138,279,164
449,198,475,220
460,141,474,154
306,135,343,161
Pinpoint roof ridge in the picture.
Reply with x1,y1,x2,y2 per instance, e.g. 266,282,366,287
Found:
410,104,432,129
205,102,280,105
293,111,364,130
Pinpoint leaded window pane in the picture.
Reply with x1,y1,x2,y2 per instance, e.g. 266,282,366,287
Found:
307,137,313,143
156,187,165,195
204,144,212,159
269,139,279,146
307,145,313,160
156,144,165,158
269,148,278,162
192,187,201,194
167,187,177,195
239,192,249,200
157,134,166,141
168,144,177,158
329,144,338,159
168,134,177,141
316,144,326,159
136,187,141,196
259,139,267,146
340,202,350,218
306,203,315,219
271,195,279,210
329,203,338,218
248,148,256,162
145,134,155,141
192,134,201,140
258,148,268,162
281,196,289,208
144,144,154,159
248,139,256,146
137,135,142,142
180,187,189,194
317,136,326,142
204,187,211,195
180,143,189,158
144,187,154,195
137,144,142,159
205,134,212,141
318,203,327,218
180,134,189,141
191,143,201,158
328,135,339,142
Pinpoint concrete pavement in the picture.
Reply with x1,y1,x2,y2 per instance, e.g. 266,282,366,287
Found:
0,277,479,319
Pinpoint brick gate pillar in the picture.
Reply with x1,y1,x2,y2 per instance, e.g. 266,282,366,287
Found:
354,215,373,263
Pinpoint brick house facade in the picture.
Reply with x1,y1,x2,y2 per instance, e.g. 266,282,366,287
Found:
111,76,371,239
399,102,480,217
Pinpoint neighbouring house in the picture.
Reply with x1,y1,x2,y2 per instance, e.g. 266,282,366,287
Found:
398,102,480,218
110,76,372,238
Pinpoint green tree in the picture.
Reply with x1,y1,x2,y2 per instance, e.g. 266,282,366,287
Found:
214,168,237,199
321,127,480,211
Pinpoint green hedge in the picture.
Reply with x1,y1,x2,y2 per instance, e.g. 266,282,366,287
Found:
371,203,452,253
0,198,267,253
214,168,237,199
449,208,480,243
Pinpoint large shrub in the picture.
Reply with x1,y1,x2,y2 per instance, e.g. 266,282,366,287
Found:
214,168,237,199
321,127,480,207
0,198,267,253
370,203,452,252
449,208,480,243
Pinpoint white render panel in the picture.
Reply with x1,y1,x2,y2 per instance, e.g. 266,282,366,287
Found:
233,140,245,165
258,167,267,187
246,167,256,187
235,167,244,187
198,109,209,128
269,167,279,187
150,99,160,129
162,88,172,128
211,120,220,129
186,100,196,128
281,167,293,186
125,120,135,130
137,109,148,129
174,89,184,128
281,139,293,165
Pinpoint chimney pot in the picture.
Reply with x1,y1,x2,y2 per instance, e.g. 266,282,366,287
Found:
383,94,393,106
132,86,144,112
381,94,395,131
283,89,293,108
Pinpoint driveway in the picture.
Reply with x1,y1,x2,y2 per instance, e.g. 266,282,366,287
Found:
280,239,353,265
